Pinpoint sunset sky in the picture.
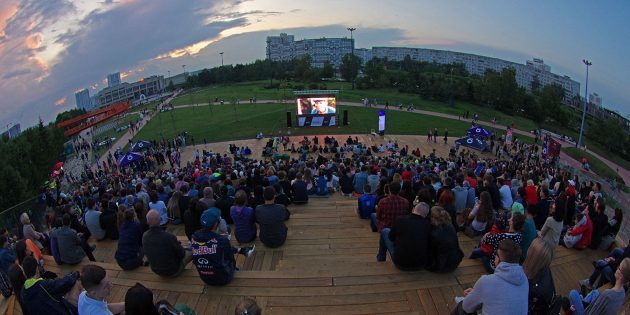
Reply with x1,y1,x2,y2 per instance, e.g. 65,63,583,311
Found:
1,0,629,129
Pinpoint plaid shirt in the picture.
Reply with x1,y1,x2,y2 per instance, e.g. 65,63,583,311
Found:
376,194,410,232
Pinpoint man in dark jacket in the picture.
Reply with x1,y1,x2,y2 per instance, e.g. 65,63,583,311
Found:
143,210,191,276
589,202,609,249
377,202,431,270
52,214,96,264
255,187,291,248
21,256,80,315
191,208,254,285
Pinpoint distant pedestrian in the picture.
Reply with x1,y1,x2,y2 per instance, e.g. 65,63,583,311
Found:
433,128,438,143
427,129,432,142
444,128,448,144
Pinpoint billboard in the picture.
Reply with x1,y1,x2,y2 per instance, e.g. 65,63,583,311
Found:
296,97,337,116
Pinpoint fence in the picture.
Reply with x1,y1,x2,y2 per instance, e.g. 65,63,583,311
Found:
0,196,47,236
559,161,630,244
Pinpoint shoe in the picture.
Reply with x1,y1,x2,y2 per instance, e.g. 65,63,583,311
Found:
454,296,464,304
376,254,386,262
241,245,255,257
89,245,97,252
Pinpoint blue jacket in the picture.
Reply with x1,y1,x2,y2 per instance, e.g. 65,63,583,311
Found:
116,221,142,262
357,194,377,219
21,272,80,315
0,248,15,273
353,172,368,194
191,229,235,286
230,206,256,243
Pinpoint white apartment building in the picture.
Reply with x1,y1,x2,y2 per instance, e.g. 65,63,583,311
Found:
267,33,353,68
370,47,580,101
97,75,164,107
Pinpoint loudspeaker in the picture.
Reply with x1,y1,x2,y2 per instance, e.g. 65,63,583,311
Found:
343,110,348,126
286,111,292,127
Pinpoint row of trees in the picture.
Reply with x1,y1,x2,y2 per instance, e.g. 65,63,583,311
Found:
0,120,68,210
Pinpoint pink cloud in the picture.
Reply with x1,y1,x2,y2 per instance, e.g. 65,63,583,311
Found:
54,96,66,106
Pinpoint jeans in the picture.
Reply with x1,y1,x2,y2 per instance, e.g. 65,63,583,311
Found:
370,213,379,232
469,248,484,259
568,289,600,315
589,247,624,288
377,228,395,263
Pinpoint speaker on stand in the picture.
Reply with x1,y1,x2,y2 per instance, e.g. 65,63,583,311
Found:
343,110,348,126
286,111,292,127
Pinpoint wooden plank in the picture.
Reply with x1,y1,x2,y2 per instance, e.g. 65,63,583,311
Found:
269,300,411,315
405,290,426,315
270,250,283,270
229,277,333,287
334,272,453,286
266,292,406,307
429,286,448,314
251,250,265,271
417,289,438,315
111,277,204,294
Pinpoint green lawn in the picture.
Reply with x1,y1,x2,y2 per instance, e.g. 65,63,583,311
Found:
94,113,143,156
563,147,621,181
170,81,539,132
132,103,506,144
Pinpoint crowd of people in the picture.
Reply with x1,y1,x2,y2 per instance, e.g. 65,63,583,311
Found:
0,129,627,314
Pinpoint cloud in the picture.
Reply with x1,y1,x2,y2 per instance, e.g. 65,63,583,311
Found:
54,96,66,106
0,0,258,128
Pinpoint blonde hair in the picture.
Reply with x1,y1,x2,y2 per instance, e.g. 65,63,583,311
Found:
20,213,30,225
430,206,451,226
522,238,554,279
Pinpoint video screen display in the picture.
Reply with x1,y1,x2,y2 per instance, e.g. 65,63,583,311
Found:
296,97,336,116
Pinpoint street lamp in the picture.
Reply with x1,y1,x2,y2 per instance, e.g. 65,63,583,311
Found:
347,27,356,89
220,52,224,67
577,59,592,148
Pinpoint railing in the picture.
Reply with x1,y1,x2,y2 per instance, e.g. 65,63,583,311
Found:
559,161,630,244
0,196,47,236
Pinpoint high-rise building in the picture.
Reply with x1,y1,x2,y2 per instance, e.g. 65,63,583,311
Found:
1,124,21,139
589,93,602,107
107,72,121,88
267,33,353,68
75,88,93,111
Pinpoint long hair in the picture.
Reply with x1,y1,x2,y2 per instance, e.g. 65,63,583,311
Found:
476,191,492,222
522,238,554,279
166,191,181,216
430,206,452,226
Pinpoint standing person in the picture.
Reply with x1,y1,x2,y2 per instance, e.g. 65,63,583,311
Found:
255,187,291,248
452,239,528,315
21,256,80,315
433,128,438,143
566,258,630,315
376,203,431,270
444,128,448,144
143,210,192,277
78,264,125,314
427,129,432,142
371,183,410,233
191,208,255,286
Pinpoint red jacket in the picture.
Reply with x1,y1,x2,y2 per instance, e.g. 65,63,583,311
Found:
568,215,593,249
525,185,538,207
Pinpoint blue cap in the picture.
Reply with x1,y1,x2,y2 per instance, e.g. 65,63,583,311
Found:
200,207,221,227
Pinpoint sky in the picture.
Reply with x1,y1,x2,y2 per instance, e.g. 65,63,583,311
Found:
1,0,629,131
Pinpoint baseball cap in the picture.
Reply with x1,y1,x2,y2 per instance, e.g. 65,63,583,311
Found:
200,207,221,228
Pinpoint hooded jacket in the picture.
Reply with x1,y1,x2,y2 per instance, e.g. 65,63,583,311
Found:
462,262,528,314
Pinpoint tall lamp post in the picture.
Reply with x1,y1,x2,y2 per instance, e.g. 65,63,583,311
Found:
347,27,356,89
577,59,592,148
266,39,273,87
220,52,224,67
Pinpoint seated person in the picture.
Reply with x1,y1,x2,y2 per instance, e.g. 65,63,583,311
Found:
78,265,125,314
376,202,431,271
579,242,630,289
191,208,255,286
357,184,376,219
563,212,592,249
255,132,263,140
21,256,80,314
125,282,194,315
291,173,309,204
51,214,96,264
230,190,257,244
427,206,464,273
143,210,192,277
452,239,527,315
315,171,329,196
477,212,524,273
566,258,630,315
255,187,291,248
115,208,144,270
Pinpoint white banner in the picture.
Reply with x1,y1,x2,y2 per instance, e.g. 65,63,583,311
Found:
378,110,386,132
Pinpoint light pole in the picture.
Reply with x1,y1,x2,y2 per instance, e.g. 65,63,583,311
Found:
577,59,591,148
347,27,356,89
266,39,273,87
220,52,224,67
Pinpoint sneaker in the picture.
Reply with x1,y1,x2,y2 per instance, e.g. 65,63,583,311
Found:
241,245,255,257
454,296,465,304
376,254,386,262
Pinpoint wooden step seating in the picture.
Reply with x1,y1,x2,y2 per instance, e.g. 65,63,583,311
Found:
9,195,610,315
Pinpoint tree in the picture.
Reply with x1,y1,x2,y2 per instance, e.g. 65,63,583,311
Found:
530,75,541,95
540,84,568,125
321,62,335,79
340,53,361,89
55,108,87,124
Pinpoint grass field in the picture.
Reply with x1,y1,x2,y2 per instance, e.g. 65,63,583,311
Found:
131,103,514,144
563,147,621,181
170,81,539,132
94,113,142,156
